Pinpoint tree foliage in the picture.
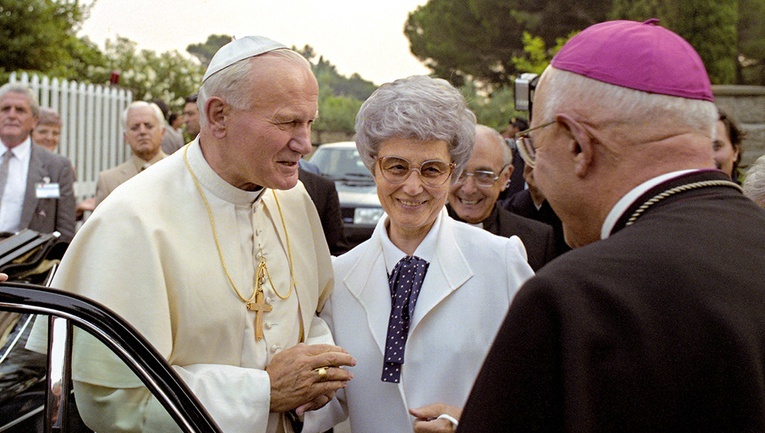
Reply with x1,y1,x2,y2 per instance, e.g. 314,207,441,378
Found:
404,0,612,88
186,34,232,69
610,0,738,84
294,45,376,134
89,37,204,110
0,0,105,80
408,0,765,86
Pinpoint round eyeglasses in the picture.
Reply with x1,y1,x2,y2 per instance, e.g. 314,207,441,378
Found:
376,156,455,187
514,120,556,167
455,168,505,188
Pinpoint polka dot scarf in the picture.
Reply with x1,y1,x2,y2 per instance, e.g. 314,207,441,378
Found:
382,255,429,383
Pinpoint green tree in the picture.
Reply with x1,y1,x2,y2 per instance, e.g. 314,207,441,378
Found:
294,45,377,134
404,0,613,88
92,37,204,110
610,0,738,84
186,34,232,69
0,0,105,80
511,31,573,75
739,0,765,84
462,82,517,130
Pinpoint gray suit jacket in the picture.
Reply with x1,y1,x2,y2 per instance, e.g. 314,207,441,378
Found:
21,144,76,243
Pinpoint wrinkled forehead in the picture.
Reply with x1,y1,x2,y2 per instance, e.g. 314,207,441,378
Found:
0,91,34,110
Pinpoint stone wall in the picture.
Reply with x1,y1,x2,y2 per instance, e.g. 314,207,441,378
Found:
712,85,765,171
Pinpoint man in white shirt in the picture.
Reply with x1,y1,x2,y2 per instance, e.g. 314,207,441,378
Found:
0,83,75,242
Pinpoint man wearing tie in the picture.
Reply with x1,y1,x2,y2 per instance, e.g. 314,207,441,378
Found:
0,83,75,242
95,101,167,206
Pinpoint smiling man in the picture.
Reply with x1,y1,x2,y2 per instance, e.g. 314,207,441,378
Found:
94,101,167,206
50,36,355,432
447,124,556,270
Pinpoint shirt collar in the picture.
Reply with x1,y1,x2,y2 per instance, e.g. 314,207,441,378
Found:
2,137,31,160
131,150,167,171
381,208,443,274
601,169,696,239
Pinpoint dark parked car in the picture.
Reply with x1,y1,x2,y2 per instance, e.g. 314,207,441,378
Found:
0,282,221,432
310,142,384,248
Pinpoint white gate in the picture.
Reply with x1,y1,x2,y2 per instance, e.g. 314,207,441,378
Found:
8,72,133,200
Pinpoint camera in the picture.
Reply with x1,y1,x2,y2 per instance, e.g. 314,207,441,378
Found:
514,72,540,116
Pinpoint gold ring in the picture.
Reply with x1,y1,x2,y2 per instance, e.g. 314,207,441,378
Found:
315,366,329,382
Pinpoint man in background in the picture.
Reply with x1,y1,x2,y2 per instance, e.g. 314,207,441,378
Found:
94,101,167,206
0,83,75,242
152,98,184,154
182,93,200,140
498,116,528,203
504,164,570,255
447,124,556,270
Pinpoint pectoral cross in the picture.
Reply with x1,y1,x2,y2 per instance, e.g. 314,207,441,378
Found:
247,259,272,341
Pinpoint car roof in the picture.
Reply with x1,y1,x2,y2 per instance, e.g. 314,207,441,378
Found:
315,141,357,149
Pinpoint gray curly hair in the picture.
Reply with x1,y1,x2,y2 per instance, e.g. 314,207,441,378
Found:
354,75,476,181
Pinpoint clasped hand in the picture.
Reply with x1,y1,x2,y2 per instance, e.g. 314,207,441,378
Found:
266,343,356,414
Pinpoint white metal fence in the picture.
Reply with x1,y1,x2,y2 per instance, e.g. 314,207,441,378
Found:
8,72,133,200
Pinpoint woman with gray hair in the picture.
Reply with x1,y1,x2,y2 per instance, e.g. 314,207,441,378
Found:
303,76,534,433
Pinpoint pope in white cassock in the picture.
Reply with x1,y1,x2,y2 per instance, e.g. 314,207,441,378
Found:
46,36,356,433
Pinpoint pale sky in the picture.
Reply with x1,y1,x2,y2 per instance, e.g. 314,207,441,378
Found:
79,0,431,86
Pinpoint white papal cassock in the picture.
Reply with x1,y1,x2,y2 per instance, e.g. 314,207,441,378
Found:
49,139,335,433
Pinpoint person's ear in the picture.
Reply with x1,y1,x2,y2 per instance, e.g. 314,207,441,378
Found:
499,163,513,192
205,97,228,138
557,114,595,178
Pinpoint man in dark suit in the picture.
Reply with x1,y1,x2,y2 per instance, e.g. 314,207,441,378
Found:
458,20,765,432
498,116,528,203
0,83,75,243
299,163,349,256
505,163,570,256
447,124,556,271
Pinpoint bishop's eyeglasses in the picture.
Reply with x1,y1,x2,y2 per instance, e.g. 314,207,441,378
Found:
376,156,456,187
514,120,556,168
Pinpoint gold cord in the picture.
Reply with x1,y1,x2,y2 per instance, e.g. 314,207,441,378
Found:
183,145,296,303
625,179,743,226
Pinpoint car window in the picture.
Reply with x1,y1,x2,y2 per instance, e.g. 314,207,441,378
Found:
0,311,184,433
311,147,372,179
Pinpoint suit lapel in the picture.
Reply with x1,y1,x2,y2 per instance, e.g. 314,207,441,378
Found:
410,216,472,331
345,224,392,357
346,216,475,356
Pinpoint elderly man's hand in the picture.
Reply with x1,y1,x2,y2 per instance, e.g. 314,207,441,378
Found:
410,403,462,433
266,343,355,413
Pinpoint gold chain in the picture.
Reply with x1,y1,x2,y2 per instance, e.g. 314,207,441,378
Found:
183,145,297,304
